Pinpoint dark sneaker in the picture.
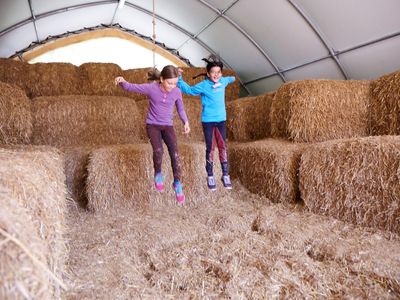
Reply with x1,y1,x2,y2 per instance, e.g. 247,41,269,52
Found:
221,175,232,190
173,181,185,204
154,173,164,192
207,176,217,191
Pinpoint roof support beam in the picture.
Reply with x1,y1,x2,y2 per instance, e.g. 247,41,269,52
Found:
244,30,400,85
195,0,286,83
287,0,349,79
0,1,117,37
27,0,40,42
0,0,252,94
123,1,251,94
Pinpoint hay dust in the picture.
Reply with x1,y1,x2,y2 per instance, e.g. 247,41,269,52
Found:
63,180,400,299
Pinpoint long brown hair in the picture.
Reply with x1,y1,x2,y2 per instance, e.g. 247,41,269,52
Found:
147,65,179,81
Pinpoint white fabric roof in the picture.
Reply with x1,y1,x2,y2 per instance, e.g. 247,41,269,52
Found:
0,0,399,95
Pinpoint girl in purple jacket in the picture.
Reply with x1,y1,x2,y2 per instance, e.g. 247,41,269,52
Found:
115,65,190,204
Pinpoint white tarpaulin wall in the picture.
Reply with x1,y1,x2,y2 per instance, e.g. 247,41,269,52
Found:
0,0,399,95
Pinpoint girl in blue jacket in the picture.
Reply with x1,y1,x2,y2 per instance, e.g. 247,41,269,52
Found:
178,55,236,191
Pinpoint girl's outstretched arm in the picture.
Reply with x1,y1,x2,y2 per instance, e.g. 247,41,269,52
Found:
177,72,204,96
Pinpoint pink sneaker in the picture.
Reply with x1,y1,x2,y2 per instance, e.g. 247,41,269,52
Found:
154,173,164,192
173,181,185,204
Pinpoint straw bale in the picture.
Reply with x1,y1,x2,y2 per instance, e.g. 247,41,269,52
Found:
370,70,400,135
175,98,204,142
271,79,371,142
179,67,240,101
32,95,142,147
135,99,151,141
25,62,81,97
65,188,400,299
0,194,54,300
226,92,275,142
121,68,149,101
86,142,225,211
0,82,32,145
0,146,68,297
62,146,95,208
229,139,306,203
299,135,400,233
0,58,30,95
78,63,146,100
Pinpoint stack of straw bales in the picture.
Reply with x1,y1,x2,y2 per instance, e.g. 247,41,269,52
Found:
0,82,32,145
370,70,400,135
86,143,221,211
271,80,371,142
229,139,306,203
0,59,240,102
226,92,275,141
299,135,400,234
0,147,68,299
31,95,143,147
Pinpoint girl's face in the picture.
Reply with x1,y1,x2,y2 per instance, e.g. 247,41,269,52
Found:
160,77,178,93
207,66,222,83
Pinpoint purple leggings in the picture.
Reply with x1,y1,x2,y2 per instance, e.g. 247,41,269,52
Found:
146,124,181,181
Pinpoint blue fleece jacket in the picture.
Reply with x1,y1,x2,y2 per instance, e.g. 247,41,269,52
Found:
177,76,235,122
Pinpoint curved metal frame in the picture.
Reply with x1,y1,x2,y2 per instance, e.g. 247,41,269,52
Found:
196,0,286,83
287,0,349,79
1,0,399,93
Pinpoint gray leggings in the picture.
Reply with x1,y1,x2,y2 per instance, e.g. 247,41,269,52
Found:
146,124,181,181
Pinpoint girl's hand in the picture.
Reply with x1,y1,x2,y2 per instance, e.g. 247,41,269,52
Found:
177,68,183,76
115,76,126,86
183,122,190,135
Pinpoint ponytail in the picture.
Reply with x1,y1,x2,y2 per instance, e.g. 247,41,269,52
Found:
147,65,179,81
193,54,224,79
147,68,161,81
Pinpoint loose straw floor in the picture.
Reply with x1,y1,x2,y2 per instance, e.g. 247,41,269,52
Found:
63,180,400,299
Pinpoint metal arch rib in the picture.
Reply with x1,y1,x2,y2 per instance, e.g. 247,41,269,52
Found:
244,30,400,85
287,0,349,80
122,2,251,95
0,0,252,94
27,0,40,42
0,1,117,37
196,0,286,83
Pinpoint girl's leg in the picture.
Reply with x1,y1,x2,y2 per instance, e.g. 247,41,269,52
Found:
161,126,181,181
202,122,217,176
214,121,229,175
146,124,164,175
162,126,185,203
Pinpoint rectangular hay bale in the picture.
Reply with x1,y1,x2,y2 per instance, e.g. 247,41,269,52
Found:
32,95,143,147
0,82,32,145
226,92,274,141
299,136,400,234
271,80,371,143
0,146,68,298
370,70,400,135
229,139,306,203
86,143,222,211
